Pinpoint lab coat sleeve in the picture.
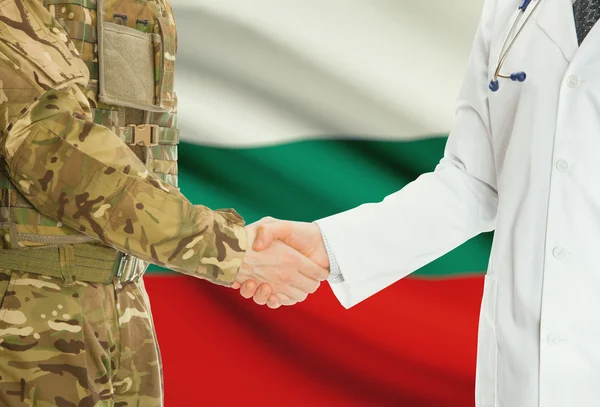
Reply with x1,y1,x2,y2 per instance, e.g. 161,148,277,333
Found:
317,0,499,309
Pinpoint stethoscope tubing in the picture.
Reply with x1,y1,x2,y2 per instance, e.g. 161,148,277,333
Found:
490,0,543,90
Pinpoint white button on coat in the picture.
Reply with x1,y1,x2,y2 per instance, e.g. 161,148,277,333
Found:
316,0,600,406
547,334,561,345
567,75,579,87
553,246,566,260
556,159,569,172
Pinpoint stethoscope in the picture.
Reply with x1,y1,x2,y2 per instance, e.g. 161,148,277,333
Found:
489,0,543,92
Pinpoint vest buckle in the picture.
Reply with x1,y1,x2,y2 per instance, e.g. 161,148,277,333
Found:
128,124,159,147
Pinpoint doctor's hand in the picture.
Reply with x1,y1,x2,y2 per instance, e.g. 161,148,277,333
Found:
232,223,329,308
236,218,330,308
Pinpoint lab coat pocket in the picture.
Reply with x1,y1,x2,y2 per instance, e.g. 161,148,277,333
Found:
475,273,498,407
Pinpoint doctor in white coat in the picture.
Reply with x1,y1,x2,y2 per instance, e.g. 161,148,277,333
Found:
239,0,600,405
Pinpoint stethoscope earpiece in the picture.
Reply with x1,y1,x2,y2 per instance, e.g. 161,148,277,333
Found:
489,80,500,92
510,71,527,82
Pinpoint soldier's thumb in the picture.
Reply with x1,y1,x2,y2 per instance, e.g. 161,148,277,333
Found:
252,224,275,251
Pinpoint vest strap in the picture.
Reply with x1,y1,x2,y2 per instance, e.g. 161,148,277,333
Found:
115,125,179,146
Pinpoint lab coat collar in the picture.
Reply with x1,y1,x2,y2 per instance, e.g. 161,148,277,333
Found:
536,0,578,62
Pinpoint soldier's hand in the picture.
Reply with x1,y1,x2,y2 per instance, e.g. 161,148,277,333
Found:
234,224,329,309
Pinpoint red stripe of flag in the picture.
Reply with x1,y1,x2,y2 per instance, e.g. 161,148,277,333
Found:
144,275,483,406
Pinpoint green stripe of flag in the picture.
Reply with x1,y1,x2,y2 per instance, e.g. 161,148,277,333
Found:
147,137,492,277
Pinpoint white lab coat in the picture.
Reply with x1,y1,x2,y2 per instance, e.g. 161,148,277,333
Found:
316,0,600,405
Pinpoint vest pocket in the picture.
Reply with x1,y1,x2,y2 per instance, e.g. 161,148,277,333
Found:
154,16,176,111
96,0,175,113
98,21,160,110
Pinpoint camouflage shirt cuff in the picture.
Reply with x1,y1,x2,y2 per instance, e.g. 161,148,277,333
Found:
196,208,247,287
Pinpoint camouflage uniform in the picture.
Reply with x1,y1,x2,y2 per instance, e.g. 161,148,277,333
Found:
0,0,247,405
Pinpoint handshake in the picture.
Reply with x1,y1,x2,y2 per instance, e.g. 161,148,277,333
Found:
232,217,330,309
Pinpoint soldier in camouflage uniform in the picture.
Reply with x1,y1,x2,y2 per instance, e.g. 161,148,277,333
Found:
0,0,329,405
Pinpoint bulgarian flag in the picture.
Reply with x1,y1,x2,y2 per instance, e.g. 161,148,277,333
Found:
144,1,489,406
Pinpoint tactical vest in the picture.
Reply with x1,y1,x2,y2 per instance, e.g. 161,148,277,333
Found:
0,0,179,280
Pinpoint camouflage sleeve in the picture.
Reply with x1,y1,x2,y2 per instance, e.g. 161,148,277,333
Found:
0,0,246,286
